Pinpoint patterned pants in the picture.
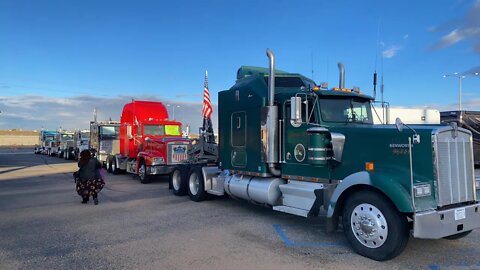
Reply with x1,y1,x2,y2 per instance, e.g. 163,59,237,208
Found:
76,179,105,199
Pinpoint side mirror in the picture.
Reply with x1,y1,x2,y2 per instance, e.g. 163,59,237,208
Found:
145,137,151,142
395,117,404,132
290,97,302,124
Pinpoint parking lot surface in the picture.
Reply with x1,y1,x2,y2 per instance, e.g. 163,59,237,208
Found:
0,148,479,270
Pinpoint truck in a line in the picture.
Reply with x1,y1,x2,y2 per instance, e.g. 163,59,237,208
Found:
169,49,480,261
107,100,189,183
89,120,120,166
34,130,59,155
73,129,90,160
56,131,75,159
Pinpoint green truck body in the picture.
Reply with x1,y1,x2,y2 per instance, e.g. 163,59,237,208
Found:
170,49,480,261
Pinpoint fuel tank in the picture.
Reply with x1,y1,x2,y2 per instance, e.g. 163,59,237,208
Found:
224,174,285,206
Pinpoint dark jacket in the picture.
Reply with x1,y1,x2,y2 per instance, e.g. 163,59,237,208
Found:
78,158,101,182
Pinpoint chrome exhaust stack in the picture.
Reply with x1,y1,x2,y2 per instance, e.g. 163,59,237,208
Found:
338,62,345,89
264,48,280,176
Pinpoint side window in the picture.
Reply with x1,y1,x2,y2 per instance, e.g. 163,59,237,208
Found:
231,111,246,147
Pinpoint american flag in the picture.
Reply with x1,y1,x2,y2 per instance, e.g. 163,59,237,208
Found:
202,71,213,119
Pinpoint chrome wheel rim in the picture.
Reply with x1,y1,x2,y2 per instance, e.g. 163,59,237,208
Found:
350,203,388,248
189,173,199,196
172,170,181,191
139,164,146,180
112,160,116,172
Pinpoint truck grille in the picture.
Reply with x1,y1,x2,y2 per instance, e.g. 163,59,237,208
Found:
434,128,476,207
166,143,188,165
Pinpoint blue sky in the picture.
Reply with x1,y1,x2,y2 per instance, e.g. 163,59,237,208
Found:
0,0,479,130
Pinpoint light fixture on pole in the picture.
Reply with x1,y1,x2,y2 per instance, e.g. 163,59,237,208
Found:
443,72,479,112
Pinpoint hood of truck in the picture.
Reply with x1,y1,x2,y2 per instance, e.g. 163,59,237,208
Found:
330,123,475,211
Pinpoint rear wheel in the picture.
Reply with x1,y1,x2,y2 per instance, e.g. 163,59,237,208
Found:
342,190,409,261
187,166,207,202
111,158,120,174
171,165,188,196
138,161,151,184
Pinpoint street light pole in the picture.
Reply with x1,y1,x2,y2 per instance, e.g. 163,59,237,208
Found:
443,72,479,112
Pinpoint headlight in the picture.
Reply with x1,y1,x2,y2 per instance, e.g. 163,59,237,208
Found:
151,157,165,165
414,184,431,197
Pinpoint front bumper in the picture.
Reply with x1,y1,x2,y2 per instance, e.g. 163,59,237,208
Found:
413,202,480,239
147,165,175,175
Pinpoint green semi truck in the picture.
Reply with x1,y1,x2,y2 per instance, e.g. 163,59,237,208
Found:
170,49,480,261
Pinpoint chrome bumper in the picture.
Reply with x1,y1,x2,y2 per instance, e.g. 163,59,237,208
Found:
147,165,174,175
413,202,480,239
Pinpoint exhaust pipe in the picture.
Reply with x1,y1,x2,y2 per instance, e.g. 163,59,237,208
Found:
338,63,345,89
265,48,280,176
266,48,275,106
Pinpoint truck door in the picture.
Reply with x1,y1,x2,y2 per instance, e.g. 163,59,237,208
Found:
282,96,328,179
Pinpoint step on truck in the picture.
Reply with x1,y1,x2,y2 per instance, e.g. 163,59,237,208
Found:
107,100,190,183
170,49,480,261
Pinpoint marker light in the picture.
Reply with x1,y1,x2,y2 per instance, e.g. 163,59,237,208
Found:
365,162,374,172
414,184,431,197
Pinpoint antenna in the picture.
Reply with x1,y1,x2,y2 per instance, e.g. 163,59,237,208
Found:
373,18,381,101
311,51,314,81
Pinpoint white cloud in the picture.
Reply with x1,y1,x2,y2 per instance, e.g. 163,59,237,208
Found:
382,46,401,58
431,1,480,54
0,95,218,132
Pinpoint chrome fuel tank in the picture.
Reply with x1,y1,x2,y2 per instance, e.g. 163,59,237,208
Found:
224,174,285,206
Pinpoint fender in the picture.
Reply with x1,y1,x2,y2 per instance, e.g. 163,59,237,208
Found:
326,171,413,232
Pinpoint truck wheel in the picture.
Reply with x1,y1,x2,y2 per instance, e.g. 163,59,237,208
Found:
138,161,151,184
342,190,409,261
187,166,207,202
111,158,120,175
171,165,188,196
443,230,472,240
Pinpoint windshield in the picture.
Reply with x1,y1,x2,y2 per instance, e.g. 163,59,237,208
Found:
100,126,119,138
319,98,373,124
61,134,74,140
143,124,181,136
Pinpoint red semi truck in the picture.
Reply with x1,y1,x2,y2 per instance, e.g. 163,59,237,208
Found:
107,100,190,183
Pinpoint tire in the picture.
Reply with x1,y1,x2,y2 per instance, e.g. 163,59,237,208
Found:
342,190,409,261
443,230,473,240
187,166,207,202
171,165,188,196
138,160,151,184
111,158,120,175
107,158,113,173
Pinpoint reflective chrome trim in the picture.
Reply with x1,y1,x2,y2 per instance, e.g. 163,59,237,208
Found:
413,203,480,239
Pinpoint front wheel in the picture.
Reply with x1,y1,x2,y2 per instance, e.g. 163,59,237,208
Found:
138,161,151,184
187,166,207,202
342,190,409,261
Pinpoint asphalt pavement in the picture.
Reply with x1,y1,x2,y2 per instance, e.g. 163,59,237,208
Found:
0,148,479,270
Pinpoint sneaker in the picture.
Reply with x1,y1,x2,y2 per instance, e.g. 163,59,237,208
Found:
81,200,88,204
